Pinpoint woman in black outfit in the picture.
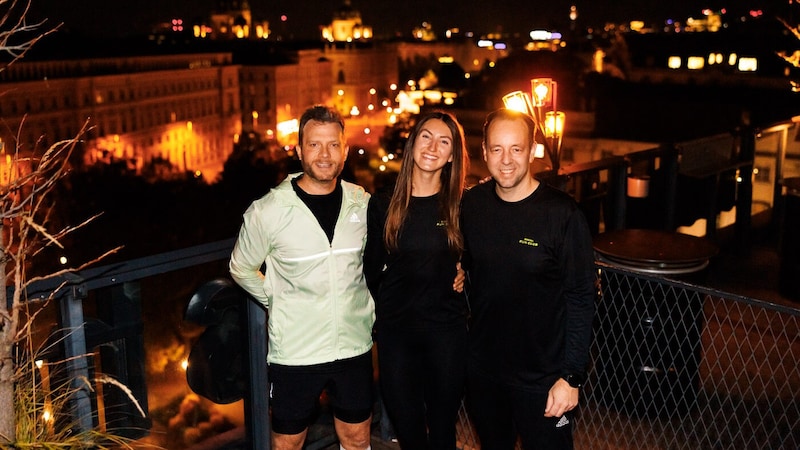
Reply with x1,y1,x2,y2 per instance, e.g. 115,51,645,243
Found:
364,111,470,450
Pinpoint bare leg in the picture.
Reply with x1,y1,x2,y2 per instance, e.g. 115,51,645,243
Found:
271,428,308,450
334,416,372,450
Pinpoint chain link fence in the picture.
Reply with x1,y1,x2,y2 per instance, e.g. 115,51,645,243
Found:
454,262,800,449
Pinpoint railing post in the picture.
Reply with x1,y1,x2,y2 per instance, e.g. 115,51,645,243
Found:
735,125,756,250
608,162,627,231
93,282,150,437
59,283,94,434
662,145,680,231
244,297,270,449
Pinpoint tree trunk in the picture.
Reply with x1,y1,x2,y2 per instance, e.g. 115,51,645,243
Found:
0,222,14,443
0,361,13,443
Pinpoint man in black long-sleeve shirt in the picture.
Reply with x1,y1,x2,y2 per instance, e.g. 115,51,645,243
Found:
460,109,596,450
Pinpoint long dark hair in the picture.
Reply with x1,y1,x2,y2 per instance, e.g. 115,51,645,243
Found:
384,111,469,253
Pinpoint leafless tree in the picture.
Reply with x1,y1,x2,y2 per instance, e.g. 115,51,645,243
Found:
0,1,124,445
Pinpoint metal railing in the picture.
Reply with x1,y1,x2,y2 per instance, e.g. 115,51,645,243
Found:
33,237,800,450
580,263,799,449
453,263,800,449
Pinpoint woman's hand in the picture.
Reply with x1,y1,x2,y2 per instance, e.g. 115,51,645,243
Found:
453,262,466,293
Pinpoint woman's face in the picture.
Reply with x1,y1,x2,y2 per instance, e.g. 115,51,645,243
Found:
411,118,454,175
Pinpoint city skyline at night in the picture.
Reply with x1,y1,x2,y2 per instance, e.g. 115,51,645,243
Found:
29,0,792,39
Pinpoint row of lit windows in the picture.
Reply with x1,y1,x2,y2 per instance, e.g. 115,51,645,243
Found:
0,78,223,117
93,79,221,105
0,94,71,116
3,120,81,153
243,72,271,82
667,53,758,72
0,56,230,84
92,96,224,137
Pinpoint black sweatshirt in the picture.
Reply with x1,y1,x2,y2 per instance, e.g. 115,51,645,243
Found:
460,180,596,392
364,188,467,331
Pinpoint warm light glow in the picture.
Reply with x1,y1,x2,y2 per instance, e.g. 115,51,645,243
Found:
728,53,738,66
531,78,553,107
668,56,682,69
59,256,68,265
502,91,533,115
35,360,44,369
423,90,443,102
379,164,387,171
529,30,552,41
545,111,565,138
276,119,299,139
535,143,545,159
687,56,705,70
337,89,345,96
593,49,605,72
350,106,360,116
438,56,454,64
42,410,53,423
186,121,193,131
738,57,758,72
364,127,371,135
181,359,189,370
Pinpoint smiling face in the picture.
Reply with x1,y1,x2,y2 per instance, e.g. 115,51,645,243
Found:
483,116,538,201
411,118,454,177
296,120,348,194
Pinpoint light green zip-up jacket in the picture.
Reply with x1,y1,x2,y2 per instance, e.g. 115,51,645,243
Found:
229,173,375,366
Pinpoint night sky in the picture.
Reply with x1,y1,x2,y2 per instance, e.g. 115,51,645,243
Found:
27,0,789,39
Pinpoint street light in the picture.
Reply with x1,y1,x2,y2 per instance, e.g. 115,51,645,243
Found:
502,78,565,173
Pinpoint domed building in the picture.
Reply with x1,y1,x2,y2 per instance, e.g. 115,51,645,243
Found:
322,0,372,42
208,0,270,39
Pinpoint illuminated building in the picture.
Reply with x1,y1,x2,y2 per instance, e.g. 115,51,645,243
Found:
207,0,270,39
239,48,333,147
321,0,373,43
0,52,241,181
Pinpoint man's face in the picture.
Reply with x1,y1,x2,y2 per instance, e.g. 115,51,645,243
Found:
297,120,348,185
483,118,535,191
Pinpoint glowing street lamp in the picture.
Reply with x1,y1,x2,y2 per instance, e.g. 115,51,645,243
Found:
501,90,533,115
502,77,566,173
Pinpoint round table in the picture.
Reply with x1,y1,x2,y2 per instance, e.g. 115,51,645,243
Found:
593,229,719,276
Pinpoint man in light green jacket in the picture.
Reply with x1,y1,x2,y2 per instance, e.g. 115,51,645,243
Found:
230,105,375,450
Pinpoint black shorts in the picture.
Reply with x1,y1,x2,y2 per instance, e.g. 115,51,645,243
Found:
268,351,374,435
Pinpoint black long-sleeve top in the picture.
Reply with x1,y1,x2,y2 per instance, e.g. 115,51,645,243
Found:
460,180,596,392
364,188,467,331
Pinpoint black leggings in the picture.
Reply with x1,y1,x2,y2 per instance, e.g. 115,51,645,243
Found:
376,324,467,450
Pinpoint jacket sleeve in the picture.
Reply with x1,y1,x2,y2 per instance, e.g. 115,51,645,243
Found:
363,192,389,300
229,202,271,308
